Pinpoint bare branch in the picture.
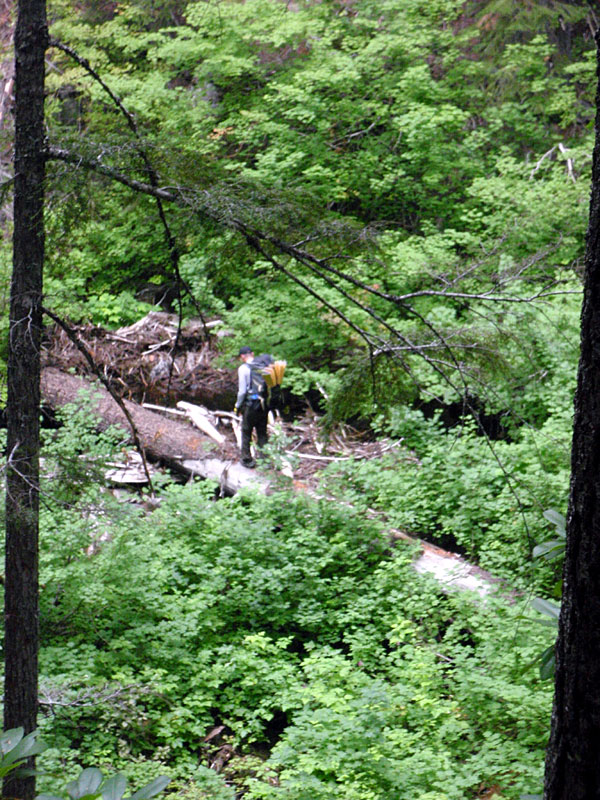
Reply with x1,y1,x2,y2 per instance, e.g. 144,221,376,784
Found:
558,142,577,183
38,681,151,714
328,118,381,149
41,307,155,496
46,145,179,201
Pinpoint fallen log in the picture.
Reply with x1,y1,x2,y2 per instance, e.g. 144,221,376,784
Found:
41,368,503,597
41,367,270,494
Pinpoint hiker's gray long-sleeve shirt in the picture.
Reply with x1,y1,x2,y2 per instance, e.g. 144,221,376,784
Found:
236,361,253,408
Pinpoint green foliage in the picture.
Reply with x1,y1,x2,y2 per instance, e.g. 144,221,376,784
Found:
32,480,553,798
33,390,144,645
533,509,566,565
39,768,169,800
176,769,235,800
473,0,589,60
247,559,553,799
529,508,566,679
40,388,128,504
530,596,560,678
324,404,572,588
225,279,349,372
0,729,170,800
44,188,173,325
0,728,46,780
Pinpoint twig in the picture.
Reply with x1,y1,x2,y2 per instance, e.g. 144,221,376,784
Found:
328,119,381,148
142,337,176,355
142,403,187,416
285,451,353,461
105,333,137,344
530,145,557,178
558,142,576,183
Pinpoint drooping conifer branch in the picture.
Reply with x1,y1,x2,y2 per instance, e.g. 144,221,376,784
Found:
45,141,567,425
48,38,213,406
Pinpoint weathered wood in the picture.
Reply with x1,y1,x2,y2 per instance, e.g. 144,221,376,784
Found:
183,458,270,495
41,368,270,494
177,401,226,445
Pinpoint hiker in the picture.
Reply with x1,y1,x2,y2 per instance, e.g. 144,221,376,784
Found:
234,346,269,468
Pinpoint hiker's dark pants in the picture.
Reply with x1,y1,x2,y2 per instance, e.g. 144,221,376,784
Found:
241,401,268,463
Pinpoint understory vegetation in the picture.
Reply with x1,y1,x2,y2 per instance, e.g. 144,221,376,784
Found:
26,410,554,800
1,0,596,796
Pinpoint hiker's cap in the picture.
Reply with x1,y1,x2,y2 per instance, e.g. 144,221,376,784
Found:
238,345,253,356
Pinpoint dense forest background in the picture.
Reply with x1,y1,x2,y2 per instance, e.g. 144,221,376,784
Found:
0,0,598,797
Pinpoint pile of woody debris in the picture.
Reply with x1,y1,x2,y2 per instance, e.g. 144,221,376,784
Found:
277,412,409,483
42,311,237,409
134,399,405,485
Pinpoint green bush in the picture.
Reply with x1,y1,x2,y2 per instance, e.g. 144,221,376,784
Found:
324,407,571,590
32,477,553,798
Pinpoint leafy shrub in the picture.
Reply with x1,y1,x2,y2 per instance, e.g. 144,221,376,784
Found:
34,479,554,798
39,767,169,800
324,407,571,590
0,727,46,781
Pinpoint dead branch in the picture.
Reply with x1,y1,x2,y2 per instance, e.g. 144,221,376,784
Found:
42,307,156,496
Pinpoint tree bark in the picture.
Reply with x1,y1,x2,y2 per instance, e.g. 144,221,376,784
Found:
544,31,600,800
5,2,47,798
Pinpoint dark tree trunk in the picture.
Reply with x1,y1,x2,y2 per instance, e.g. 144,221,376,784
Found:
4,2,47,798
544,32,600,800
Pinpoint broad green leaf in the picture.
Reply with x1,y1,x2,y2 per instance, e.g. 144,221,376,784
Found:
72,793,104,800
102,774,128,800
127,775,170,800
67,768,104,800
539,644,556,680
14,767,37,777
543,509,566,535
0,764,22,778
3,731,46,765
532,597,561,620
0,728,24,757
532,539,565,561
